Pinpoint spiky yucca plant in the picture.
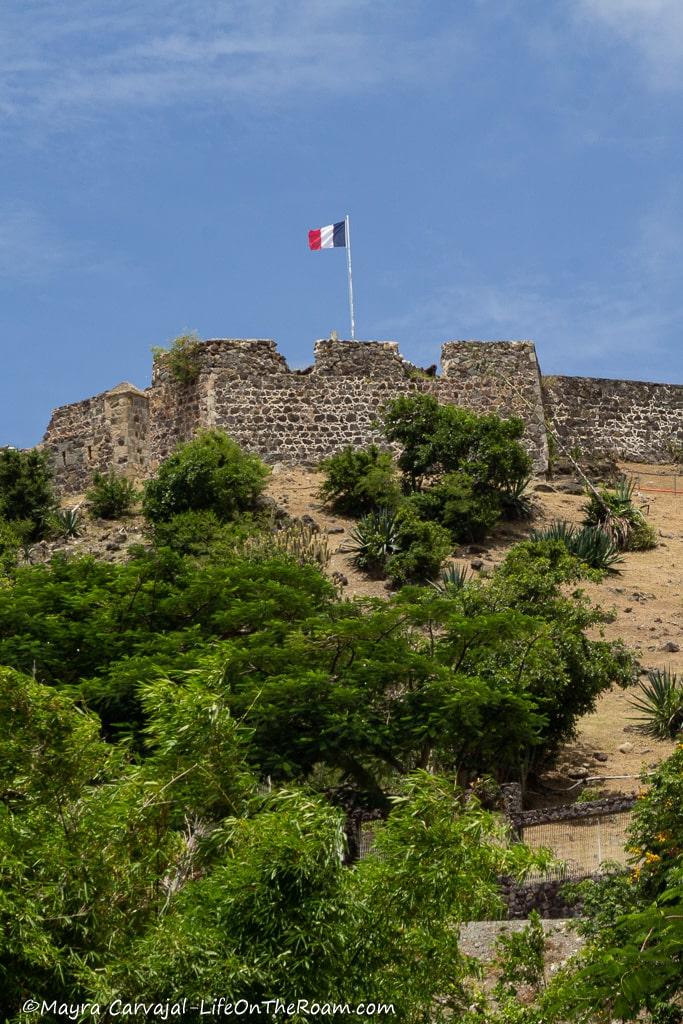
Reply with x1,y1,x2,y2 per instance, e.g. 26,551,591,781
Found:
629,668,683,739
429,563,471,594
530,521,623,571
583,478,657,552
348,509,400,576
50,506,83,540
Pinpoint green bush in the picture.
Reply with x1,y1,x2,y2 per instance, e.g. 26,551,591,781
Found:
380,395,532,545
151,331,203,385
318,445,400,515
407,471,503,541
150,509,251,556
0,519,21,574
385,506,452,586
0,447,54,539
142,430,270,523
87,471,138,519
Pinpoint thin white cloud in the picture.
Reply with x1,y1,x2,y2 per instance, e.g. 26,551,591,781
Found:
0,1,465,128
575,0,683,89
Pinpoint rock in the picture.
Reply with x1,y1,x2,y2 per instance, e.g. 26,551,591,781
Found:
623,607,633,613
568,767,589,780
300,514,319,532
470,558,484,571
331,571,348,587
534,483,555,492
663,641,680,652
326,526,344,534
618,742,634,754
468,545,488,555
593,752,608,762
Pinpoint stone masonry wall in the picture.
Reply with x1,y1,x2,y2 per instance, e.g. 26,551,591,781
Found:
40,337,683,496
543,375,683,463
146,337,549,477
42,382,149,495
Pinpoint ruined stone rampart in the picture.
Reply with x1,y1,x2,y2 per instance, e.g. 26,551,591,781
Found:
145,337,548,474
42,382,149,495
543,374,683,463
39,336,683,495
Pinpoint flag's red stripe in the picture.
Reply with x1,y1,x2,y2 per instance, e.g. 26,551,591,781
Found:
308,229,322,250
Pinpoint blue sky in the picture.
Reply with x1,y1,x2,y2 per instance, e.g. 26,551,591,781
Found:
2,0,683,446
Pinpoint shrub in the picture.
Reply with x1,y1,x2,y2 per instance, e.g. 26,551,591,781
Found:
142,430,270,523
407,471,503,541
151,331,203,385
583,478,657,552
318,445,400,515
349,509,400,576
385,506,452,586
628,668,683,739
0,448,54,539
0,520,21,574
150,509,249,556
87,472,138,519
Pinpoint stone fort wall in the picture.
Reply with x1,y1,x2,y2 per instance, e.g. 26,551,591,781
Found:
40,337,683,495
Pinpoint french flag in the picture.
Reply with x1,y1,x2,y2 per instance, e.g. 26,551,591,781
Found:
308,220,346,250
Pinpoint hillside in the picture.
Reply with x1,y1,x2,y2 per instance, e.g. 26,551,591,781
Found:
265,460,681,792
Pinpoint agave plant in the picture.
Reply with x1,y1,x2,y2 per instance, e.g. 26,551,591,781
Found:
530,521,577,546
583,478,657,552
429,563,471,594
570,525,623,571
51,505,83,540
500,474,533,520
348,509,400,576
628,668,683,739
530,520,622,571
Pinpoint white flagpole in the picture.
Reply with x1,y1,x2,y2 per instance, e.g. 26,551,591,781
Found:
345,214,356,340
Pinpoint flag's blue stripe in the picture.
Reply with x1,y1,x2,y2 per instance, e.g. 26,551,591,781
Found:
333,220,346,247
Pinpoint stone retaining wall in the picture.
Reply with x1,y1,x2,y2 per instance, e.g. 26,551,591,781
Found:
543,374,683,464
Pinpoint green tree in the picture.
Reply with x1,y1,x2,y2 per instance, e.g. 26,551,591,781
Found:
0,447,54,539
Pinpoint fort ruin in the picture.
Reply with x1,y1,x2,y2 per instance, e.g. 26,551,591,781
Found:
41,337,683,494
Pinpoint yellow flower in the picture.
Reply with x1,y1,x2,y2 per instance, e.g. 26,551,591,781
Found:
645,852,661,864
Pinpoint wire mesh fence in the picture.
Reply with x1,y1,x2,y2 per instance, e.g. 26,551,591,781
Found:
521,810,633,881
632,470,682,495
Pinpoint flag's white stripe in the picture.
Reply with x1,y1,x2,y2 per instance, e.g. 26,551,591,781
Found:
320,224,334,248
